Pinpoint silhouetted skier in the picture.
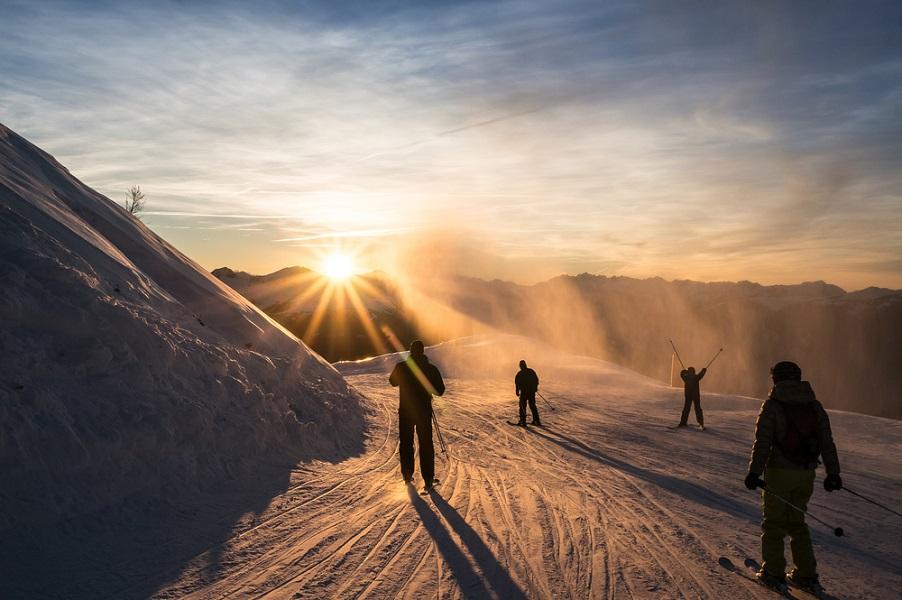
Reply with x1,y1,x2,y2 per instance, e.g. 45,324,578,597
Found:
515,360,541,426
678,366,706,429
389,340,445,491
743,361,841,597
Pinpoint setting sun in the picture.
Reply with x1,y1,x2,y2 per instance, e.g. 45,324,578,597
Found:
321,253,355,280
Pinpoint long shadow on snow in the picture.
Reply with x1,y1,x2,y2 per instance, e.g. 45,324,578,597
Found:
0,446,367,600
526,425,757,522
527,426,900,572
531,389,902,573
408,487,528,600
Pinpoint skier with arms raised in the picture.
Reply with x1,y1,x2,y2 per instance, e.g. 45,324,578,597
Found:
677,365,706,429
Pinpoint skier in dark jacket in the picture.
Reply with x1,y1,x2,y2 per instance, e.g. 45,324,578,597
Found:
678,366,706,429
515,360,541,426
389,340,445,491
743,361,841,596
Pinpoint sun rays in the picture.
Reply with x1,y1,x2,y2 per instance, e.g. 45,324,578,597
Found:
289,249,400,358
321,253,356,281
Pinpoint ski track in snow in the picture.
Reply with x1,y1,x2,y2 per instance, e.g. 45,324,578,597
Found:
6,124,900,600
143,361,902,600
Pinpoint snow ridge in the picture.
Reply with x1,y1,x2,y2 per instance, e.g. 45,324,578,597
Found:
0,123,365,530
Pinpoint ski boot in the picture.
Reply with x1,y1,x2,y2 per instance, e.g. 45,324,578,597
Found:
787,571,824,598
517,420,527,427
531,419,543,427
756,569,789,595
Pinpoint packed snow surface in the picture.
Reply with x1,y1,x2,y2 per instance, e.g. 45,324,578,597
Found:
8,334,898,598
2,120,899,598
0,122,365,534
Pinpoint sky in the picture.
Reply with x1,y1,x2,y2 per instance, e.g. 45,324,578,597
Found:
1,0,901,290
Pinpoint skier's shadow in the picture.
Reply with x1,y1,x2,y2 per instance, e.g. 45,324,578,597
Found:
531,427,902,575
526,425,756,520
408,487,528,600
1,468,292,600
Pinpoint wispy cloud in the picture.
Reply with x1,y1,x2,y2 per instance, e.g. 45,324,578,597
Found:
1,0,901,288
274,227,412,243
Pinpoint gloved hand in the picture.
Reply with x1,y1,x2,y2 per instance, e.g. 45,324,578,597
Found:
744,472,762,490
824,474,842,492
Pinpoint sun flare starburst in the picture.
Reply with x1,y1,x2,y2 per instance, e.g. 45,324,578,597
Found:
321,253,356,280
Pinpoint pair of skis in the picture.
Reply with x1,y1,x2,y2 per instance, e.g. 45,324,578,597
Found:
718,557,827,599
404,477,439,496
407,477,440,496
666,423,705,431
506,420,545,428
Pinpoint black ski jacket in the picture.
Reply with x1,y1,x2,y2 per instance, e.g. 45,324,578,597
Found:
749,380,840,475
680,368,706,400
390,355,445,414
515,368,539,396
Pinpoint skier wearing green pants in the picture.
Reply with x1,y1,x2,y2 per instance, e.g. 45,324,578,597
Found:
744,361,841,596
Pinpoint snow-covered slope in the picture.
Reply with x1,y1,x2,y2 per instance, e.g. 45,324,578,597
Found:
0,123,365,531
21,334,893,599
2,120,899,598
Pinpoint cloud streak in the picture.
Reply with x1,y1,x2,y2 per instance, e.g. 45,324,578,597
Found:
1,0,900,289
273,227,412,243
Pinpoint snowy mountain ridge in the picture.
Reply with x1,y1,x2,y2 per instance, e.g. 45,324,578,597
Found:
0,122,365,531
214,265,421,361
3,123,901,599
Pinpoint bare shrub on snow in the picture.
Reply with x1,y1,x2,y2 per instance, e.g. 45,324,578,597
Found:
124,185,145,217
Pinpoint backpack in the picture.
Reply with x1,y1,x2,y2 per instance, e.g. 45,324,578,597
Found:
777,401,821,468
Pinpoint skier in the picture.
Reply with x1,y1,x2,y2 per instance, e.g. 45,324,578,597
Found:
743,361,841,597
677,366,706,429
515,360,541,426
389,340,445,492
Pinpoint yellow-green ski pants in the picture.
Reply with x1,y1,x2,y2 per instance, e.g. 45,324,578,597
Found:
761,468,817,578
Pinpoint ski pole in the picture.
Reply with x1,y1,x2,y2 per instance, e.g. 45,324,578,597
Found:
761,486,844,537
668,339,686,369
704,347,724,370
431,408,447,455
843,486,902,518
537,391,556,411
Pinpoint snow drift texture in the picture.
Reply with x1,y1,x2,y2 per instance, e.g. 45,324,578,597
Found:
0,123,364,530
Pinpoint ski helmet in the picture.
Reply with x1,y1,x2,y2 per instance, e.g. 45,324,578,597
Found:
771,361,802,382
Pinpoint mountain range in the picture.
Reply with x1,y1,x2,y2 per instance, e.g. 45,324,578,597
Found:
213,266,421,361
3,122,901,600
216,267,902,419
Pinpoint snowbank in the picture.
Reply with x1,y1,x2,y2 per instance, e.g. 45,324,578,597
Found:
0,123,365,530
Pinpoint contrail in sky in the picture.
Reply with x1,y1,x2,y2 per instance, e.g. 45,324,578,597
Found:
354,105,547,163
